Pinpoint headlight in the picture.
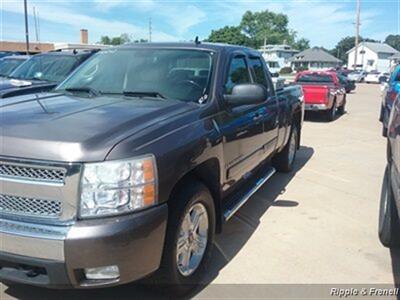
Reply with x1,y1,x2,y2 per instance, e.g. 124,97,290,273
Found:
80,155,157,218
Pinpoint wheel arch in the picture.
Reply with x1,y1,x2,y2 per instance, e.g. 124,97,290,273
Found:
167,157,223,233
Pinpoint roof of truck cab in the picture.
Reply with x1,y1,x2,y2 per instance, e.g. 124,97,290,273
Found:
119,42,261,55
1,55,30,60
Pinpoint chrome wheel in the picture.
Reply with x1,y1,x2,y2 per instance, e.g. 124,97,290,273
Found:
176,202,209,277
288,128,297,165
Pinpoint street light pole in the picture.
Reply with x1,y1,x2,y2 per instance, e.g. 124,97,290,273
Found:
354,0,361,70
24,0,30,54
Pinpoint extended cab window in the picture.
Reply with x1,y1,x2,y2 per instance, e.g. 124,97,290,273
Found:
297,74,334,83
225,56,250,94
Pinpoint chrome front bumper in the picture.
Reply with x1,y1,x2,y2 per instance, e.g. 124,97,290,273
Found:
0,205,168,288
0,219,68,261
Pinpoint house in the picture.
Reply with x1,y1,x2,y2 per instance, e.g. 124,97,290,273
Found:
389,53,400,69
258,44,299,71
346,42,399,72
289,47,342,71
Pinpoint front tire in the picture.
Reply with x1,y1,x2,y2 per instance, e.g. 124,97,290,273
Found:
272,123,299,173
379,166,400,247
158,181,216,295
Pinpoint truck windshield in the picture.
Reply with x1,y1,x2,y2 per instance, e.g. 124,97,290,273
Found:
10,55,77,83
56,48,213,103
0,58,26,76
297,74,333,83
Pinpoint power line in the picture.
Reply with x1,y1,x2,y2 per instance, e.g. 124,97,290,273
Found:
149,17,152,43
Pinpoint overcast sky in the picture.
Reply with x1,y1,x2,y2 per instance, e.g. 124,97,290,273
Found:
1,0,398,49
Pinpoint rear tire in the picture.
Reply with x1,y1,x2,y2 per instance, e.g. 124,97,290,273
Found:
337,97,346,115
379,166,400,247
326,100,337,121
272,123,299,173
157,181,216,296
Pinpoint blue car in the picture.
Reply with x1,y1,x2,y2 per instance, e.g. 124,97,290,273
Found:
380,65,400,136
379,93,400,247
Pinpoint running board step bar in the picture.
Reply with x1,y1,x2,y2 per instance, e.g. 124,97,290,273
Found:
223,166,276,221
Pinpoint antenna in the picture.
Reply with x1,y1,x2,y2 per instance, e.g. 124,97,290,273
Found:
195,36,200,45
149,17,152,43
353,0,361,70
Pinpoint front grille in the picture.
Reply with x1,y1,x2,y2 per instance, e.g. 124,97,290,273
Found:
0,194,62,218
0,162,66,184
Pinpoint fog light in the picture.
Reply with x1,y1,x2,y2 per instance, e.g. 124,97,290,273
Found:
84,265,120,280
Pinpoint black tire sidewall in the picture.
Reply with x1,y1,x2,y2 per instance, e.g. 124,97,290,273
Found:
379,165,400,247
161,181,216,291
273,123,298,172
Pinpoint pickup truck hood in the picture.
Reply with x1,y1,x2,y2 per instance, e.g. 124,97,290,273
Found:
0,78,55,98
0,93,195,162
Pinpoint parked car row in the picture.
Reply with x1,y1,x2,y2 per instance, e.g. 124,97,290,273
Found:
0,49,98,98
0,55,30,78
0,42,305,294
0,41,397,294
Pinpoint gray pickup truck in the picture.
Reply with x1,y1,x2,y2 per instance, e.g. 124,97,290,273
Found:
0,43,303,294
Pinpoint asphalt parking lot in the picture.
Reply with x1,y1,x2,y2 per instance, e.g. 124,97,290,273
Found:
1,84,398,299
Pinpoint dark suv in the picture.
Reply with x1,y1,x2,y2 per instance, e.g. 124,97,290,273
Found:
0,49,97,98
379,94,400,247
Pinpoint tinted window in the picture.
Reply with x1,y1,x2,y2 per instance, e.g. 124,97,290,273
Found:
11,55,78,83
297,74,334,83
0,58,26,76
249,57,268,87
57,49,213,103
225,56,250,93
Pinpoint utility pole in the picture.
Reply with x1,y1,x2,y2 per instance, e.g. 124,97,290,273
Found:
33,7,39,42
149,17,152,43
354,0,361,70
24,0,30,54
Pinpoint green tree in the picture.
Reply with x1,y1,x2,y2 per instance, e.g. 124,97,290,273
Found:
330,36,379,63
99,33,132,45
239,10,295,48
385,34,400,51
292,38,310,51
206,26,252,46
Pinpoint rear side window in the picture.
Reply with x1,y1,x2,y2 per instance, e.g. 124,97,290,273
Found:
249,57,268,86
297,74,334,83
225,56,250,94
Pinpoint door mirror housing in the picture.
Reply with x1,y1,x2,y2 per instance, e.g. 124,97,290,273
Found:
224,84,268,107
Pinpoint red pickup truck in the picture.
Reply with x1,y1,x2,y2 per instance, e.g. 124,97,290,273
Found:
295,71,346,121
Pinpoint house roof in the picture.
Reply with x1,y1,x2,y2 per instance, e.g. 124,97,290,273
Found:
259,44,299,53
346,42,399,54
289,47,342,63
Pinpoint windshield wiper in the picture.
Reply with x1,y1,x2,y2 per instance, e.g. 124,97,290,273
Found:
122,91,166,99
65,87,100,97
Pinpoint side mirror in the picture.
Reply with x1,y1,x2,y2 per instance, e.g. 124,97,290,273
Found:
224,84,268,107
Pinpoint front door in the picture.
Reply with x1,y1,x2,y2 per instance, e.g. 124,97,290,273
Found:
217,53,265,185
